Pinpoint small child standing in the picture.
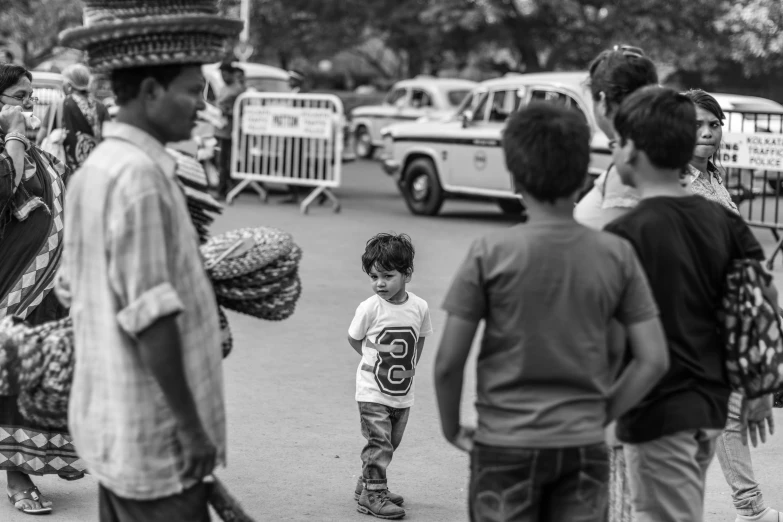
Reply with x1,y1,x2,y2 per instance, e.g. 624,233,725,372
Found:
348,233,433,520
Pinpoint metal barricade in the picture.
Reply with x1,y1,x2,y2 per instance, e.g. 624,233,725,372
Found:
228,92,344,214
721,110,783,268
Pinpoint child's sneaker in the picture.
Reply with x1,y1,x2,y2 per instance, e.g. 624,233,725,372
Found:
736,508,783,521
357,489,405,519
354,478,404,506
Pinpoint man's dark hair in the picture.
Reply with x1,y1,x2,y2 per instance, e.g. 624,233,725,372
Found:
683,89,725,123
219,61,235,72
110,64,189,106
614,86,697,170
502,103,591,203
588,45,658,110
362,233,415,275
0,64,32,95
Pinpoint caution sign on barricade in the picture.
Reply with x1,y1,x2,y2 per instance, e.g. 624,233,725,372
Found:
228,92,345,214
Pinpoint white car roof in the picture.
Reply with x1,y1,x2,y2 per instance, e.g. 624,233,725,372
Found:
31,71,64,83
708,93,783,113
393,77,477,91
477,72,590,92
203,62,290,81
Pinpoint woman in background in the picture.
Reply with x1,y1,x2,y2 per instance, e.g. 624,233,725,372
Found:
0,63,79,516
37,63,108,171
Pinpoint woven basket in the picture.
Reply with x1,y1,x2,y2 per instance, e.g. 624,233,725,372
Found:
218,306,232,359
214,271,298,302
219,276,302,321
202,227,295,281
17,318,74,430
0,316,28,396
218,247,302,289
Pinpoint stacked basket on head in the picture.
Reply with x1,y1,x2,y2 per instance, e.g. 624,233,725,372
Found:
202,227,302,321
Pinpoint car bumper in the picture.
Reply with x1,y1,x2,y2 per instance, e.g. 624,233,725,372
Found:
382,158,401,176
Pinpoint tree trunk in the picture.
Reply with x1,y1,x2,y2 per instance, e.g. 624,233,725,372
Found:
501,15,543,72
277,50,290,71
406,47,425,77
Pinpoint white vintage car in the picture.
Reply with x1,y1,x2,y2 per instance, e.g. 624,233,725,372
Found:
351,77,476,158
380,72,611,216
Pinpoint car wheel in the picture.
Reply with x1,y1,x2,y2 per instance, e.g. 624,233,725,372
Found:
768,179,783,195
497,198,525,215
401,158,445,216
355,126,375,159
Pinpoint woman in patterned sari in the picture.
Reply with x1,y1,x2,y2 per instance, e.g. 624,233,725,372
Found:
36,63,109,171
0,63,81,515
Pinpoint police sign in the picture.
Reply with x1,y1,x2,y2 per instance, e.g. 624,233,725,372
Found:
241,105,333,140
721,133,783,172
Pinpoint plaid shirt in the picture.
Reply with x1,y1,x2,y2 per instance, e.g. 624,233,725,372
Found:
56,122,225,500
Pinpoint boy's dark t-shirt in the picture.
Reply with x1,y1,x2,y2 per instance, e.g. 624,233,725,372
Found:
605,195,764,444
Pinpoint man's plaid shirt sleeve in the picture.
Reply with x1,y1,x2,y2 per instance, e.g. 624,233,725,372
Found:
107,189,185,337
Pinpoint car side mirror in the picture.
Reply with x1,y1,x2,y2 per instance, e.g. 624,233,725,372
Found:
461,110,473,128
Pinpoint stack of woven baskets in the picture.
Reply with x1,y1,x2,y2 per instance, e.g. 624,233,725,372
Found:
0,316,73,430
169,147,223,244
202,227,302,321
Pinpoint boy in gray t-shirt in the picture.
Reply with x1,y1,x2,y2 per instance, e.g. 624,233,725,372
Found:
433,103,669,522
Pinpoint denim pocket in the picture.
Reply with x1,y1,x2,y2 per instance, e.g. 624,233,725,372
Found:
576,445,610,512
473,469,532,522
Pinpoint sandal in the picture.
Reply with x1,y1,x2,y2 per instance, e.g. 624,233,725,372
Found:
58,471,85,481
8,486,53,515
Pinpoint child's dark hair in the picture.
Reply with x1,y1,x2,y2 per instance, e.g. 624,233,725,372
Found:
682,89,725,123
362,233,415,275
614,86,697,170
502,103,591,203
588,45,658,110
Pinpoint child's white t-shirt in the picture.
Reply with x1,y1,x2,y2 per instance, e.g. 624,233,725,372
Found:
348,292,433,408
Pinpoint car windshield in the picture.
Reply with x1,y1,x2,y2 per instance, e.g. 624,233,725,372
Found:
244,78,291,93
446,89,471,107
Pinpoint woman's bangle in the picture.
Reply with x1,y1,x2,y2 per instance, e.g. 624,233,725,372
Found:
3,131,31,152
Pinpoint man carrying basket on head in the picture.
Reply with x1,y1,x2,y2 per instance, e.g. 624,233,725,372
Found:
56,1,243,519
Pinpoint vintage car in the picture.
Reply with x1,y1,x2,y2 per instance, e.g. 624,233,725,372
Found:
379,72,610,216
351,77,476,158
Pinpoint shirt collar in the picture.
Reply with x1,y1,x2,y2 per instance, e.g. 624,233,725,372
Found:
102,122,177,179
686,162,722,184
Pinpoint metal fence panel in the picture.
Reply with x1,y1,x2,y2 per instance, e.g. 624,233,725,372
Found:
228,92,344,213
721,109,783,267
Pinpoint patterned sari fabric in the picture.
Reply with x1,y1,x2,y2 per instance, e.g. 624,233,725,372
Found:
0,147,67,320
0,142,82,477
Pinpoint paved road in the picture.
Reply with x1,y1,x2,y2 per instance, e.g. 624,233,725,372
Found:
6,159,783,521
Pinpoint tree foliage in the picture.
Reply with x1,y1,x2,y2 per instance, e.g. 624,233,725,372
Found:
0,0,82,68
716,0,783,76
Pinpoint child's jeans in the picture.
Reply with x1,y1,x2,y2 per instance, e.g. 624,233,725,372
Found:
358,401,410,491
624,428,720,522
716,391,767,517
469,442,609,522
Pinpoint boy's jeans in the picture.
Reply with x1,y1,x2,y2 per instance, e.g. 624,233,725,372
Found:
358,401,410,491
716,391,767,517
469,442,609,522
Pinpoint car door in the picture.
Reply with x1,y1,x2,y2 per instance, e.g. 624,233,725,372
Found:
403,88,435,121
448,87,525,193
525,87,611,176
373,87,409,140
